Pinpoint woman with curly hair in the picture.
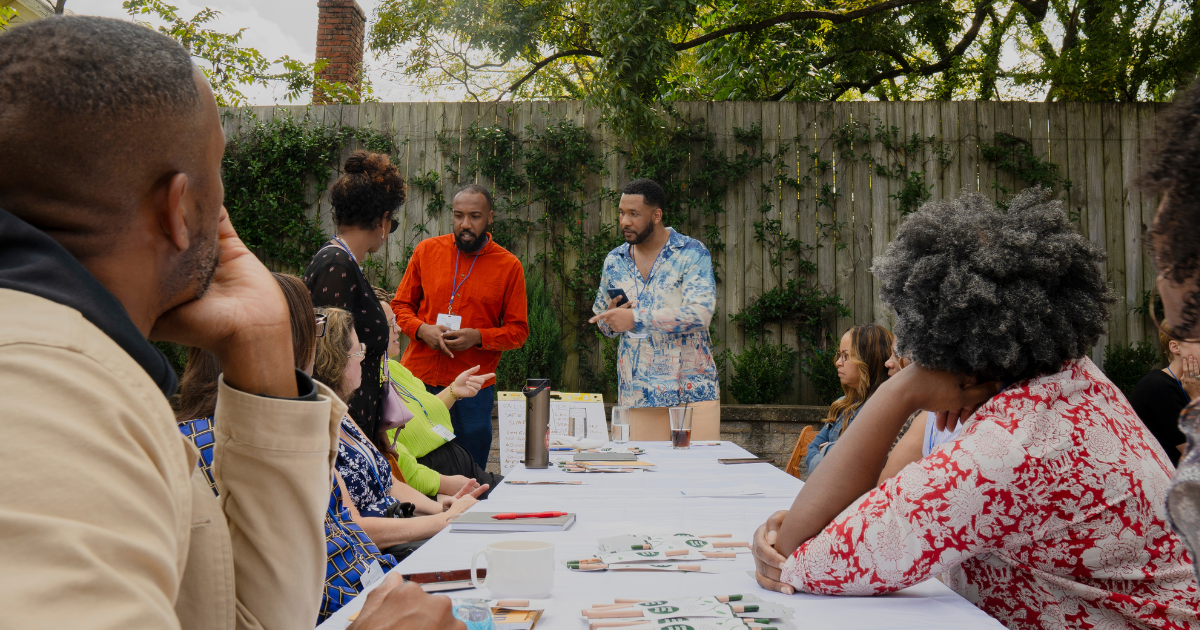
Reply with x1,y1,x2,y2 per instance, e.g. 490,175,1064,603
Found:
1141,78,1200,583
305,151,406,447
805,323,893,474
752,189,1200,629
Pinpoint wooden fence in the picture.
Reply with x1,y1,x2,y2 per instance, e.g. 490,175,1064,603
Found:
219,101,1168,404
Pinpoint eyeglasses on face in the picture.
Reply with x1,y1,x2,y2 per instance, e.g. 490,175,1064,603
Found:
349,342,367,359
835,351,851,363
314,313,328,338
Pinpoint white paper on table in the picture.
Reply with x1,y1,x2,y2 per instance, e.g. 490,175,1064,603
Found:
496,392,608,474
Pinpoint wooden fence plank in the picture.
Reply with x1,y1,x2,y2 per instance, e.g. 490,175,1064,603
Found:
961,101,981,194
778,101,802,403
760,101,783,353
1121,104,1144,345
1140,103,1161,337
794,102,818,403
832,102,855,333
941,100,961,199
923,101,943,203
1102,103,1127,348
1083,102,1109,364
851,101,874,326
1065,102,1089,241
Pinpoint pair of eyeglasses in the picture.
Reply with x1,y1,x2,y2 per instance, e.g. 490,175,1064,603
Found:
349,342,367,359
835,351,851,363
1150,271,1200,344
314,313,328,338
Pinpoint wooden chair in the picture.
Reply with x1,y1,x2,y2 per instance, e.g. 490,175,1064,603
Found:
784,425,817,479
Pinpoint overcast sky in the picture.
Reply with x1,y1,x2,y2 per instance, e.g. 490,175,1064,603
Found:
69,0,444,103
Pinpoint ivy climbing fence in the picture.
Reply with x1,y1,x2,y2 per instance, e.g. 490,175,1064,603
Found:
219,101,1167,405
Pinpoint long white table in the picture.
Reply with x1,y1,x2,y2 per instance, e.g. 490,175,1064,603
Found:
319,441,1003,629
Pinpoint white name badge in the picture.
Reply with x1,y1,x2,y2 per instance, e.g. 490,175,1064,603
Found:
362,560,385,587
431,424,456,442
436,313,462,330
625,332,649,339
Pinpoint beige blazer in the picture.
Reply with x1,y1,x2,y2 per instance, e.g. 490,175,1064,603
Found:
0,289,342,630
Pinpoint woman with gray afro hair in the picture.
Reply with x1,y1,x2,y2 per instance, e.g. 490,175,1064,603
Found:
750,190,1200,629
875,189,1113,383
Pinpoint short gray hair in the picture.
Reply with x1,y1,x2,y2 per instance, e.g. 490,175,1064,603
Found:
872,188,1114,382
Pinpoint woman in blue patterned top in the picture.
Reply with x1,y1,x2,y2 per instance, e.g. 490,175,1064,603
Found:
175,273,396,623
314,307,488,559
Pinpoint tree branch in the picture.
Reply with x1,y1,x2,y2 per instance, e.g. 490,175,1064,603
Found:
828,0,992,100
505,48,600,96
673,0,940,52
768,79,797,101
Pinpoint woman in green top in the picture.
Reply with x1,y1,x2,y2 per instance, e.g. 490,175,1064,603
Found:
375,290,504,495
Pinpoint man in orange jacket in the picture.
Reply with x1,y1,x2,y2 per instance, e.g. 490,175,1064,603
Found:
392,185,529,468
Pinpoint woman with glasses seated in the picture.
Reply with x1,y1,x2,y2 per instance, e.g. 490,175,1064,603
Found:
314,307,489,560
305,151,407,453
175,273,396,622
805,324,893,475
752,190,1200,629
371,287,503,494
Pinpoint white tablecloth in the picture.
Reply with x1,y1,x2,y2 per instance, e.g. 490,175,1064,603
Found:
318,441,1003,629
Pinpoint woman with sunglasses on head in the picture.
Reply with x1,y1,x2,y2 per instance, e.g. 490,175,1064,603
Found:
314,307,488,561
305,151,406,451
805,324,893,475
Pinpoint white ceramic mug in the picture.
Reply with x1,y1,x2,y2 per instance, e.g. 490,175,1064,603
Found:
470,540,554,598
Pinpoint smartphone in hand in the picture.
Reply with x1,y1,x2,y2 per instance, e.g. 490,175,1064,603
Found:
607,287,630,307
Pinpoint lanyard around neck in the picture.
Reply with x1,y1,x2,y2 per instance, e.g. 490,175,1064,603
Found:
390,373,431,421
343,418,389,493
449,236,488,315
1167,366,1191,400
331,236,360,269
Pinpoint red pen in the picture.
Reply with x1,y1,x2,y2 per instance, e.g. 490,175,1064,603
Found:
490,512,569,520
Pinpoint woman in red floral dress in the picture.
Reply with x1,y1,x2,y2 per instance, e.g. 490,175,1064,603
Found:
752,189,1200,630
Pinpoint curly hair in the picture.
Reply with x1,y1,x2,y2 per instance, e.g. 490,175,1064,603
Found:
1141,78,1200,335
871,188,1114,383
331,151,407,231
313,307,356,401
826,323,894,431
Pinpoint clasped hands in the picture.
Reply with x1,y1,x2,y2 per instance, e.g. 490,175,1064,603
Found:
418,323,482,358
588,296,637,333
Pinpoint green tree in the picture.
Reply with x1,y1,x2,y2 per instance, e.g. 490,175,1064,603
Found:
369,0,1197,142
124,0,371,106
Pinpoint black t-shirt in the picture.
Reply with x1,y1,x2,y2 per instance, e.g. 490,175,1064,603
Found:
1128,369,1189,466
304,244,389,438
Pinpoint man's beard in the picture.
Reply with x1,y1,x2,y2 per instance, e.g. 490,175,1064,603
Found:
624,221,655,245
455,225,490,253
162,221,220,309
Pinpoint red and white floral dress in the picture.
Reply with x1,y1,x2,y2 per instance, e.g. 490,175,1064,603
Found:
781,358,1200,629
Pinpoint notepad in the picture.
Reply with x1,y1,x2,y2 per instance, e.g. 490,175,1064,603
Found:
449,511,577,533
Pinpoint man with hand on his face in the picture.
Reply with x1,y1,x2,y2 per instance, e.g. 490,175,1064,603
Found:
0,16,461,630
590,179,720,439
392,184,528,468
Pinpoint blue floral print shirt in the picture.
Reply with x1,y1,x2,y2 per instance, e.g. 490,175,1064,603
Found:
337,415,398,517
593,228,719,408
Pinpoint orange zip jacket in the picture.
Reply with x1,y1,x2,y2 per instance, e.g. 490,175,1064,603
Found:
392,234,528,387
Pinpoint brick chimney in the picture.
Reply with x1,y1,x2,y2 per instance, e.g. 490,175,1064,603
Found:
313,0,366,103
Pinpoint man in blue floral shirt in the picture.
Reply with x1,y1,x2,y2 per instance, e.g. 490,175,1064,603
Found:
590,179,721,439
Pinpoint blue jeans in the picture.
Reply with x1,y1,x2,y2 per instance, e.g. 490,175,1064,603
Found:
428,384,495,469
